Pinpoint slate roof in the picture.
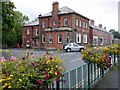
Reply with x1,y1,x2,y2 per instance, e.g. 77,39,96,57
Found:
23,19,39,26
39,6,89,20
90,24,112,34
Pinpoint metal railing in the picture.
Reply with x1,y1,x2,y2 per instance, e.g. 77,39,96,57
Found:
48,54,119,89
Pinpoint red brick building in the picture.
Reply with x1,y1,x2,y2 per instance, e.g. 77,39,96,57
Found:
23,1,90,49
22,1,113,49
89,20,113,46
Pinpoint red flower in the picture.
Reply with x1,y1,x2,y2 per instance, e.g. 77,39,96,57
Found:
57,71,60,75
44,74,50,80
50,56,53,60
46,51,49,54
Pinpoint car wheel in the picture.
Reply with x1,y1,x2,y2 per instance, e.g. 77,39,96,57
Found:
66,48,71,52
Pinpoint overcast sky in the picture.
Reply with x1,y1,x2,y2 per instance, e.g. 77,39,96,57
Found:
11,0,119,31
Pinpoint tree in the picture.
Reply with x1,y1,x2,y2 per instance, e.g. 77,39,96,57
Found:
109,29,120,39
2,1,16,47
2,1,29,47
14,11,29,46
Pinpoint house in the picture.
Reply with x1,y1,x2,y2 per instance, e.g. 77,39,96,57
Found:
23,1,90,49
22,1,113,49
89,20,113,46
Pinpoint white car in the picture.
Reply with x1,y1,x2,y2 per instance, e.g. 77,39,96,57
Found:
63,43,85,52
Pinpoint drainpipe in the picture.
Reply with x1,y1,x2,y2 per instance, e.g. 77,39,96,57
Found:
72,14,75,43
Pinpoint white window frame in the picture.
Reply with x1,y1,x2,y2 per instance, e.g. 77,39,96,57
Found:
36,28,39,36
79,20,82,27
64,19,68,26
58,34,62,43
76,19,79,26
42,21,45,28
83,34,88,43
83,22,85,28
85,22,88,29
76,33,81,43
27,29,29,35
49,35,52,43
42,34,45,43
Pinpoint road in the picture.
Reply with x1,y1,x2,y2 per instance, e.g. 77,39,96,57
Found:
1,48,85,71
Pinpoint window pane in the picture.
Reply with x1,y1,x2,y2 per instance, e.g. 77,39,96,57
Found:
58,34,62,43
27,29,29,35
64,19,68,26
76,19,79,26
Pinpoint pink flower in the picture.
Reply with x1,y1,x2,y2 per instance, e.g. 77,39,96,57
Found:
37,79,42,84
45,70,48,75
10,56,16,61
1,57,6,62
44,74,50,80
31,62,35,66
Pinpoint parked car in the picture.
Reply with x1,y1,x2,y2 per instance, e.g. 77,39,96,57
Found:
63,43,85,52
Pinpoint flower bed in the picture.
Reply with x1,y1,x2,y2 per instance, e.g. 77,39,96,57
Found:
1,51,64,89
81,44,120,70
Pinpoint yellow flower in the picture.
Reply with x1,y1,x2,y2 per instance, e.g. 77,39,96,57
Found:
46,60,50,64
10,74,13,77
0,50,2,52
8,86,11,88
19,79,22,81
5,50,10,52
58,66,63,72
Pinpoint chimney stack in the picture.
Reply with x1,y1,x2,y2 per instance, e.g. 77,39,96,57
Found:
90,20,94,25
99,24,102,28
52,1,59,13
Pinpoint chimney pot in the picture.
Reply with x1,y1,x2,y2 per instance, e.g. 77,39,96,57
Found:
90,20,94,25
104,27,106,30
99,24,102,28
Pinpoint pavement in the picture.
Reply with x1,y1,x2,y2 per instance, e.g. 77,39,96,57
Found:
91,65,119,90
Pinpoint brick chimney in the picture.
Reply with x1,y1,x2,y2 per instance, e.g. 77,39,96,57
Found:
99,24,102,28
90,20,94,25
52,1,59,13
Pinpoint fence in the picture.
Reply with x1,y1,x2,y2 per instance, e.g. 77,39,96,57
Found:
49,54,119,89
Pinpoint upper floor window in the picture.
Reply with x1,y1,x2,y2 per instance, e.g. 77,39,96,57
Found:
42,34,45,43
79,20,82,27
76,19,79,26
42,21,45,28
83,22,85,28
83,34,88,43
85,22,88,29
27,29,29,35
64,19,68,26
58,34,62,43
49,35,52,43
36,28,39,36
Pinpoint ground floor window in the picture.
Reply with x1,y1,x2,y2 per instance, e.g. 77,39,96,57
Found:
83,34,87,43
76,33,81,43
49,35,52,43
42,34,45,43
58,34,62,43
